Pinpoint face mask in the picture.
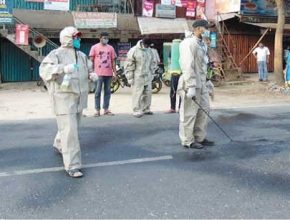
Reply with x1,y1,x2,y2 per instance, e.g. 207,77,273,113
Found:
73,38,81,49
101,39,109,45
201,30,210,38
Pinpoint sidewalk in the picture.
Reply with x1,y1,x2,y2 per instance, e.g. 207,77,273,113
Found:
0,73,289,121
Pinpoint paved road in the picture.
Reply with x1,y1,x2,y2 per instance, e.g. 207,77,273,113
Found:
1,106,290,218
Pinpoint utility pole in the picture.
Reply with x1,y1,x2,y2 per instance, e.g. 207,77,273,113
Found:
274,0,286,85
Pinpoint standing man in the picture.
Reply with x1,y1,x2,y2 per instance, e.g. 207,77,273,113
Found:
40,26,91,178
89,32,117,117
252,43,270,82
178,19,214,149
125,38,154,118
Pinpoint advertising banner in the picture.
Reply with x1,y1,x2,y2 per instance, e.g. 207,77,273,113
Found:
117,42,131,62
0,0,13,24
186,0,197,17
15,24,29,46
240,0,290,17
142,0,154,17
73,12,117,29
216,0,240,13
210,32,217,48
156,4,176,18
196,0,206,19
44,0,70,11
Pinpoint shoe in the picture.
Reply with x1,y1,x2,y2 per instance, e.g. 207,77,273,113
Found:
198,138,215,146
133,113,143,118
259,79,263,82
94,111,100,117
144,111,153,115
104,110,114,116
183,142,204,149
53,146,62,155
165,109,176,114
66,169,83,178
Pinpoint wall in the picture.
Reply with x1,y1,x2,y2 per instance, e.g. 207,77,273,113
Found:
224,34,274,73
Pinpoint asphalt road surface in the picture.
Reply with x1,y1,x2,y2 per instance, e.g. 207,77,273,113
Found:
1,106,290,219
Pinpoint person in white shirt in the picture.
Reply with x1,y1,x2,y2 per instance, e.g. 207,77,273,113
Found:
252,43,270,81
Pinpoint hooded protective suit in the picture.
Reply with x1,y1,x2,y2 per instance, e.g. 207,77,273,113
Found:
39,26,91,171
125,40,154,116
178,35,210,146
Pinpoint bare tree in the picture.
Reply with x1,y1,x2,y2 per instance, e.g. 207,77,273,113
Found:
274,0,286,85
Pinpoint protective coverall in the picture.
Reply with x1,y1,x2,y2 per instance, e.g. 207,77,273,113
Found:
151,47,160,70
178,35,210,146
39,27,91,172
125,40,154,116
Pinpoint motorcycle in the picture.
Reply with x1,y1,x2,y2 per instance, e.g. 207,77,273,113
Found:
110,64,164,94
151,63,164,94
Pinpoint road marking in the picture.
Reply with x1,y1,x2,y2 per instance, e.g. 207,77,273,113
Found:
0,155,173,178
212,103,290,110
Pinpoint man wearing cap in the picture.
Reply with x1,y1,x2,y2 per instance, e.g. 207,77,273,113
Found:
40,26,92,178
125,38,154,118
89,32,117,117
178,19,215,149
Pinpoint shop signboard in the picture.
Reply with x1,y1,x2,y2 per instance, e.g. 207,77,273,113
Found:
44,0,70,11
156,4,176,18
73,12,117,29
186,0,197,17
0,0,13,24
240,0,290,17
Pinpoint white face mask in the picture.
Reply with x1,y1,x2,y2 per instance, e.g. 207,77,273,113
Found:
101,38,109,45
201,30,210,38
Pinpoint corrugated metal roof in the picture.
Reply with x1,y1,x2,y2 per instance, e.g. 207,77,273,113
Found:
244,22,290,30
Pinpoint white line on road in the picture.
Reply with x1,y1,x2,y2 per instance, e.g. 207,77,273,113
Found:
0,155,173,178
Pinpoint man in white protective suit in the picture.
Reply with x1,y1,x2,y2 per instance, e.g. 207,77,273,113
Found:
39,26,92,178
125,38,154,118
178,19,215,149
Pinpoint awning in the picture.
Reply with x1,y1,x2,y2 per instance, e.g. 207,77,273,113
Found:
13,9,74,29
137,17,190,35
217,12,238,22
244,22,290,30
